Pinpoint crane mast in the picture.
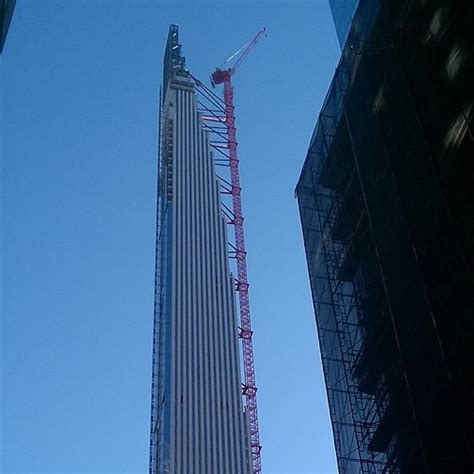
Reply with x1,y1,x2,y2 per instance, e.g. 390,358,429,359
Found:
210,28,266,474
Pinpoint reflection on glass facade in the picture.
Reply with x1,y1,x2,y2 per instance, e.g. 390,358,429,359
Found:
297,0,474,472
329,0,360,48
149,25,251,474
1,0,16,52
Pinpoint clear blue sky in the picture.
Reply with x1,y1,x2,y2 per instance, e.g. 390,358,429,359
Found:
1,1,340,472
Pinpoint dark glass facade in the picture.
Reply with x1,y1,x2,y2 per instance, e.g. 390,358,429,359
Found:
297,0,473,472
329,0,360,48
1,0,16,52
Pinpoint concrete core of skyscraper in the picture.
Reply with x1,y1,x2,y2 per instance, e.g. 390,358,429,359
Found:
149,25,252,474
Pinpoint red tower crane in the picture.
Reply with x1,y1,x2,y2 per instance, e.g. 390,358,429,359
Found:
210,27,266,474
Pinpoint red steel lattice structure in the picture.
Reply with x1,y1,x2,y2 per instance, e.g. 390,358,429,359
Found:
194,27,265,473
213,28,265,474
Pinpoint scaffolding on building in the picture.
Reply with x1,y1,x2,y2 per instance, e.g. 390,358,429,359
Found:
297,73,396,473
297,0,474,472
297,3,420,472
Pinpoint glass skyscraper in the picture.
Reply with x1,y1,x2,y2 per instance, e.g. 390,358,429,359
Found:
149,25,251,474
328,0,360,48
1,0,16,52
297,0,473,472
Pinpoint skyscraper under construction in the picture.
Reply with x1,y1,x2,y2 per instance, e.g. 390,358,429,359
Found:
149,25,255,474
297,0,473,472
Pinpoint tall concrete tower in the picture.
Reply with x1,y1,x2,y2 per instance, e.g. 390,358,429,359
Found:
149,25,251,474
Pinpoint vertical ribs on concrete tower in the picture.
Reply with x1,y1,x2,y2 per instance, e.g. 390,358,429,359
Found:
149,25,253,474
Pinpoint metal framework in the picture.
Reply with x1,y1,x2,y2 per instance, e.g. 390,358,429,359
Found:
189,28,265,473
297,1,474,472
297,80,393,473
295,9,402,472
